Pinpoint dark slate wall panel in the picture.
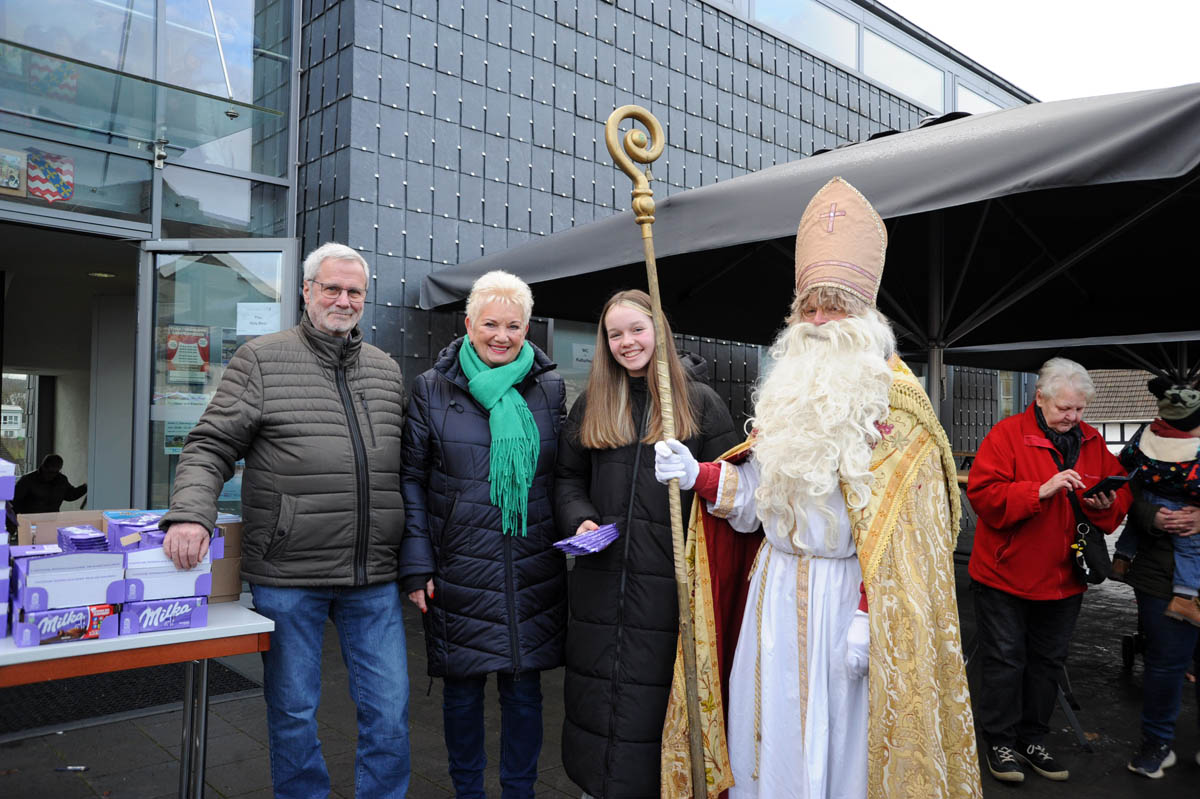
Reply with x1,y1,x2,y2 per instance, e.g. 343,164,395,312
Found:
298,0,928,394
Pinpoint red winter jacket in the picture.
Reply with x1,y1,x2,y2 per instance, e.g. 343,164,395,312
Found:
967,403,1132,600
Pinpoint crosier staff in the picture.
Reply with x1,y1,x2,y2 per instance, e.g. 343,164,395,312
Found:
604,104,708,798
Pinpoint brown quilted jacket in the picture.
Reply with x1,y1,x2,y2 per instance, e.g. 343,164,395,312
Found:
161,315,406,587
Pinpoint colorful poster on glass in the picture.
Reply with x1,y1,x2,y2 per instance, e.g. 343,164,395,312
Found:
0,148,25,197
26,150,74,204
166,325,211,384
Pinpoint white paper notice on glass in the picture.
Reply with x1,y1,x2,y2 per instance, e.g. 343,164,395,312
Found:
572,343,595,368
236,302,281,336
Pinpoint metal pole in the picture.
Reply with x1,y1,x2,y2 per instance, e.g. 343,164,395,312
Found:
178,660,196,798
191,659,210,798
604,105,708,798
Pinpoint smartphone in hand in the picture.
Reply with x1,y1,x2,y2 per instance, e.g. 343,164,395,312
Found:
1082,472,1134,499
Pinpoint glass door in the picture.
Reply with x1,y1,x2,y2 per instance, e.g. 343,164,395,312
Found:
133,238,298,511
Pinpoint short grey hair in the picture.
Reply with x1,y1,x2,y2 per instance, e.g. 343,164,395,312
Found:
1036,357,1095,402
466,270,533,324
302,242,370,285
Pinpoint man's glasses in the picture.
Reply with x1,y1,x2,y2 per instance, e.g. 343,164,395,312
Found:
310,279,366,302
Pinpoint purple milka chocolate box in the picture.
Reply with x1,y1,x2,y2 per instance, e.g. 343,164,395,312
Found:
106,513,166,552
13,603,120,647
121,597,208,635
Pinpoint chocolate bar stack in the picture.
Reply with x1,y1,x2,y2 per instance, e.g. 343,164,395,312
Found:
57,524,108,552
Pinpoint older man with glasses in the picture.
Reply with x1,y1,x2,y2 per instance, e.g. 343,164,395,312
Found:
160,242,412,799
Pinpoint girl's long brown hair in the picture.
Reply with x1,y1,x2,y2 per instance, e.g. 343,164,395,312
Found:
579,289,699,449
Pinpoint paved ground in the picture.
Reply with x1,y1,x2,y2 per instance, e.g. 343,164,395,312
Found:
0,561,1197,798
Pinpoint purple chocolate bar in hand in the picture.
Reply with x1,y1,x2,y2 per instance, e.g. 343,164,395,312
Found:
552,523,620,556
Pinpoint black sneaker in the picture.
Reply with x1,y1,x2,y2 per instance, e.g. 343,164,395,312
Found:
986,745,1026,783
1015,742,1069,780
1128,737,1176,778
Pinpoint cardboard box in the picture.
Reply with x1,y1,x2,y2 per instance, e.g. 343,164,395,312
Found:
13,603,119,647
13,551,126,612
17,508,243,605
0,458,15,501
104,512,166,552
210,555,243,601
18,511,101,545
123,538,223,602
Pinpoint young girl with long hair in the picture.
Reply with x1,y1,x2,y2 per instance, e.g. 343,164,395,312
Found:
555,289,738,798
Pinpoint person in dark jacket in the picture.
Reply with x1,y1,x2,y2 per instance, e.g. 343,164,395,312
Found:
161,242,410,799
400,270,566,799
12,454,87,514
1124,469,1200,777
555,289,738,798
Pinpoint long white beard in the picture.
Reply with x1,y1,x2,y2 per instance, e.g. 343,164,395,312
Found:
750,310,895,551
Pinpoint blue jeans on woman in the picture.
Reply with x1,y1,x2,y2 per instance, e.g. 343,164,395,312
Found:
1135,589,1200,744
443,671,543,798
251,582,411,799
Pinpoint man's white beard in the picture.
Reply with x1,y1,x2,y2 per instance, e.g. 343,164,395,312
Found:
750,310,895,551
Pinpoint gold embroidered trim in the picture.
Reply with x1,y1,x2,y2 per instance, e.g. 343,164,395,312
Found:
888,356,962,534
751,544,773,780
861,431,933,585
854,357,962,586
710,461,740,519
795,554,810,742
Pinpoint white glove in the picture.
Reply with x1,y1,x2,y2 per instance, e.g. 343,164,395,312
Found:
845,610,870,679
654,439,700,490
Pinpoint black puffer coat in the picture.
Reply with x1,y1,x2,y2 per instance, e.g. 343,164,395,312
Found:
556,369,738,798
399,337,567,678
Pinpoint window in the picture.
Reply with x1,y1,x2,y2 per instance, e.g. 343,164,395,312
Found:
862,29,944,113
755,0,858,69
0,131,151,222
0,0,156,78
956,83,1003,114
162,166,286,238
998,371,1015,419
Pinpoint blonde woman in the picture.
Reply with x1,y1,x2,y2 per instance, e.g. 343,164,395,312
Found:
400,270,565,799
555,289,738,797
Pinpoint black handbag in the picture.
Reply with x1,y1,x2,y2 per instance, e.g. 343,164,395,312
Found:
1047,449,1111,584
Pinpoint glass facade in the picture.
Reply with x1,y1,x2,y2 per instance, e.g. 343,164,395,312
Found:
956,83,1003,114
863,29,944,113
147,250,286,513
0,0,293,234
755,0,858,69
162,165,288,238
1,0,157,78
0,129,151,221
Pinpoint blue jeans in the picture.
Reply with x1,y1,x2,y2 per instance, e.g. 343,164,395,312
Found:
443,671,543,799
1135,589,1200,743
251,582,411,799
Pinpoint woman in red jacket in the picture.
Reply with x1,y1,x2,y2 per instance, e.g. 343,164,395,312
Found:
967,357,1132,785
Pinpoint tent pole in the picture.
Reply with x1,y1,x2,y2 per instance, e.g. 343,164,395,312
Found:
940,200,991,341
605,105,709,798
927,212,947,425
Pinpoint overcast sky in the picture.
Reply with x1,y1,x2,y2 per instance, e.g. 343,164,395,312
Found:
881,1,1200,102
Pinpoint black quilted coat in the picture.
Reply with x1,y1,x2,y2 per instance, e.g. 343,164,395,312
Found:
555,369,738,799
163,315,407,587
400,337,567,678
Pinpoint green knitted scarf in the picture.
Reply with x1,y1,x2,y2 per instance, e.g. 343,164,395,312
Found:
458,339,540,536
